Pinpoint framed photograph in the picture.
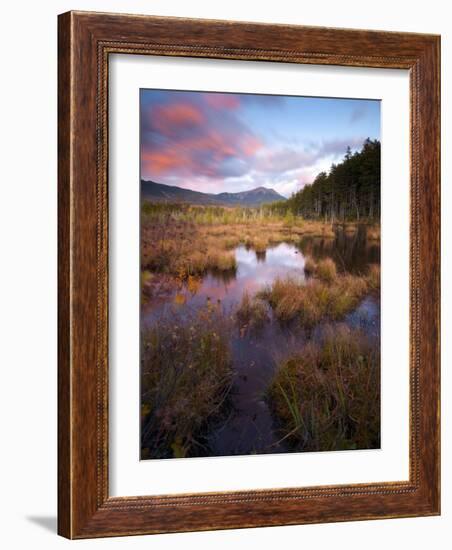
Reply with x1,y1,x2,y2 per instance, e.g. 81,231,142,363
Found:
58,11,440,538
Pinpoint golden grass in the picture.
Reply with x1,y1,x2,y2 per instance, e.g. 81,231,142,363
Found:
259,271,370,327
303,256,317,276
210,250,237,271
332,222,380,240
141,204,380,326
251,237,269,253
184,249,237,274
367,264,381,290
140,203,381,456
315,258,337,283
142,214,337,281
141,203,338,281
301,221,336,238
141,218,238,280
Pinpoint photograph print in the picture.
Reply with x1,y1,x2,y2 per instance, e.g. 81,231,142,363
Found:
140,89,381,460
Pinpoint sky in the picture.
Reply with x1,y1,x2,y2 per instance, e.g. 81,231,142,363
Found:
140,89,380,198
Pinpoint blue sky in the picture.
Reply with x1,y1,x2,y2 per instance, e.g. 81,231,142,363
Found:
140,89,380,197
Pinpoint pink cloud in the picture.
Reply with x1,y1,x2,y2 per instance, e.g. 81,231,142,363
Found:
202,93,241,110
141,129,239,179
151,102,205,138
141,150,191,176
242,136,263,156
141,93,265,187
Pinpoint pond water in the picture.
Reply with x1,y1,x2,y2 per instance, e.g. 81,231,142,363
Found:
142,230,380,457
143,243,306,317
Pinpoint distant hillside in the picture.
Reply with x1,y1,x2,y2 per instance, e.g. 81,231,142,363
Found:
141,180,286,207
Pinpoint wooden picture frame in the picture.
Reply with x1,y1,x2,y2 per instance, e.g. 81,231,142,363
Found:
58,11,440,539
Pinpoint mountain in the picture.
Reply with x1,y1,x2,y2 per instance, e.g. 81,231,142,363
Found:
141,180,286,207
215,187,285,206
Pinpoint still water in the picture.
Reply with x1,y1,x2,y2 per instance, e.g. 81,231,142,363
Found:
142,231,380,456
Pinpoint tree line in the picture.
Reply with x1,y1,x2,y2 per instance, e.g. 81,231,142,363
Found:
267,138,380,222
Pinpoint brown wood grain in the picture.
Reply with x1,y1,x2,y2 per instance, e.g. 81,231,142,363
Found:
58,11,440,539
57,10,72,539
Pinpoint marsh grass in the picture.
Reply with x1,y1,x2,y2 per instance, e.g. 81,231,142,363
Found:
141,271,180,303
235,292,269,333
141,202,379,240
261,259,380,327
140,202,381,456
251,237,269,253
367,225,381,241
367,264,381,291
303,257,338,283
332,222,380,241
268,326,380,451
141,303,234,459
141,201,336,282
315,258,337,283
304,256,317,276
141,216,237,281
259,271,370,327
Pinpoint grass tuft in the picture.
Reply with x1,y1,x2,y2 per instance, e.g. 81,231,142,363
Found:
141,303,234,459
315,258,337,283
268,326,380,451
259,272,370,327
235,292,269,332
367,264,381,291
304,256,317,276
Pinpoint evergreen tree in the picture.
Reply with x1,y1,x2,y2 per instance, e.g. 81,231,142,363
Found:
267,139,380,221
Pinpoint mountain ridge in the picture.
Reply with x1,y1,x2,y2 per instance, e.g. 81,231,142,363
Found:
141,180,286,207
